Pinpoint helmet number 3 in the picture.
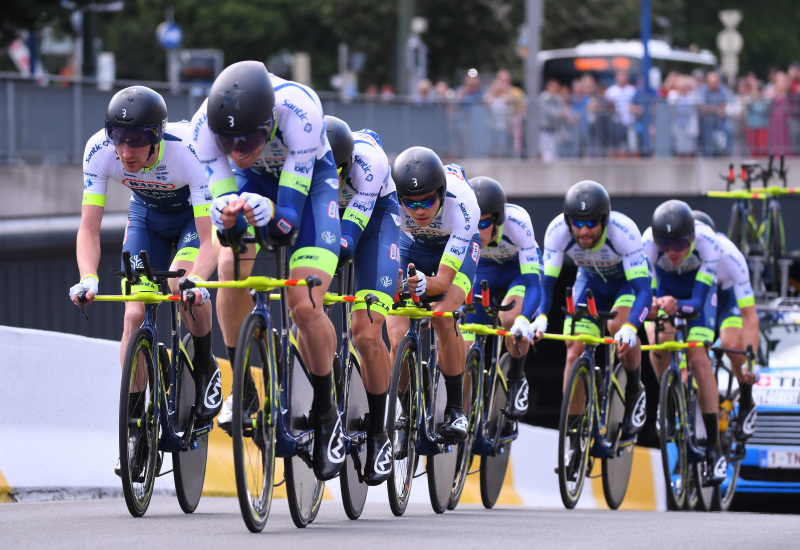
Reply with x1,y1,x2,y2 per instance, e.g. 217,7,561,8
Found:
228,115,235,128
121,108,127,118
411,177,419,188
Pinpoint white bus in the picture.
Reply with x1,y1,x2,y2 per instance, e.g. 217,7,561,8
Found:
537,39,718,89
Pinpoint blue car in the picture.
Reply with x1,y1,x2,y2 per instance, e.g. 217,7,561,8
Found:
737,315,800,495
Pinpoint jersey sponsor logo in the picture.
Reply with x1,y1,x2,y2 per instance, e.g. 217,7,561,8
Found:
84,179,94,190
204,166,214,179
391,213,401,226
192,112,207,142
277,218,292,234
444,164,467,181
281,98,309,122
84,142,108,164
328,201,337,218
122,178,177,191
291,147,316,155
294,161,312,174
390,243,398,260
326,177,339,189
381,275,393,288
459,202,472,226
322,231,337,245
449,245,466,256
355,156,372,174
304,123,313,133
638,307,649,324
680,305,694,314
294,254,320,262
351,198,374,213
340,237,348,248
184,231,198,244
204,193,213,201
471,242,480,261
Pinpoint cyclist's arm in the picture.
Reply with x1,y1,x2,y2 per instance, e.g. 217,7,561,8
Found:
740,304,759,354
425,264,458,296
518,244,542,320
620,235,652,328
536,216,568,318
190,216,217,281
677,227,719,314
76,204,104,279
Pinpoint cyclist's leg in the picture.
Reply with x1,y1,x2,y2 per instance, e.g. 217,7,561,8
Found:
498,275,531,419
561,269,597,393
387,233,416,358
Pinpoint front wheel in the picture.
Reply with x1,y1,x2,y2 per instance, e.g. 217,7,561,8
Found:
387,336,419,517
173,335,209,514
232,314,276,533
712,393,742,511
601,364,633,510
119,328,159,518
557,356,594,509
659,368,688,511
428,369,458,514
340,357,369,520
479,353,513,509
448,347,482,510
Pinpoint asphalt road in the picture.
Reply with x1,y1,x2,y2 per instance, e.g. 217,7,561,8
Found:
2,497,799,549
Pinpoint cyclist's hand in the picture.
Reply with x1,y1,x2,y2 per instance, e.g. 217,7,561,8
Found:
614,323,638,357
181,275,210,307
530,314,548,340
69,275,99,305
407,264,427,296
656,296,678,316
210,194,240,229
510,316,532,343
239,192,275,227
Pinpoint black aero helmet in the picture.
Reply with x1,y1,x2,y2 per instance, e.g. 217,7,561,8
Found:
104,85,167,149
691,210,716,233
325,115,354,177
470,176,507,226
392,146,447,203
208,60,276,154
652,200,696,242
563,180,611,227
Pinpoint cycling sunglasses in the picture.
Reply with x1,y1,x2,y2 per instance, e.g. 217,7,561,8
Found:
478,217,494,230
105,125,161,148
570,218,601,229
657,237,693,253
212,125,271,155
399,194,439,210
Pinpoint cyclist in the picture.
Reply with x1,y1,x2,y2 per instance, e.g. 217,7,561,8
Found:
465,176,542,420
69,85,220,475
532,180,652,441
642,200,726,483
190,61,344,481
692,210,759,441
386,147,481,441
326,115,400,485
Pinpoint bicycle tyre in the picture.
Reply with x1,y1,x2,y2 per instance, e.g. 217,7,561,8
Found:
601,364,634,510
479,353,513,509
659,368,688,511
387,335,419,517
340,357,369,520
232,314,276,533
727,203,744,255
173,334,209,514
767,200,785,293
428,368,459,514
448,347,482,510
712,391,742,511
557,356,594,510
119,328,159,518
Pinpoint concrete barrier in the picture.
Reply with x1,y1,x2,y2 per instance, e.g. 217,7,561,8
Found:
0,325,665,509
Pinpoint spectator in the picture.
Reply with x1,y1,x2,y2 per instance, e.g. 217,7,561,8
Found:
726,77,750,156
380,84,396,103
768,71,792,156
746,81,769,156
538,78,566,162
787,63,800,152
363,84,379,102
484,72,513,157
454,69,485,157
455,69,484,104
412,78,434,105
580,74,605,157
699,71,731,156
670,74,699,157
604,70,638,156
434,80,455,101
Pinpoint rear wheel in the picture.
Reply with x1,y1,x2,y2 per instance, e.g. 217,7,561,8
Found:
766,201,785,293
428,368,458,514
601,364,634,510
173,335,209,514
727,203,745,255
387,336,419,517
285,343,324,528
479,353,513,509
232,315,275,533
712,393,742,511
340,357,369,520
659,368,688,511
119,328,159,518
557,356,594,509
448,347,482,510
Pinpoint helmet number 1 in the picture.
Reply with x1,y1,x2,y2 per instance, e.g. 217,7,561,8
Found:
228,115,235,128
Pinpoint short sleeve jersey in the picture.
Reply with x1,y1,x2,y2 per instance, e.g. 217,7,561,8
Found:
642,220,720,284
479,204,541,277
401,164,480,272
338,129,396,223
82,121,211,215
716,231,755,307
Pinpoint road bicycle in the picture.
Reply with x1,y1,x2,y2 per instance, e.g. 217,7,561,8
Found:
644,312,717,511
449,280,519,509
79,250,210,518
183,231,329,532
709,155,793,298
552,288,635,510
385,267,464,516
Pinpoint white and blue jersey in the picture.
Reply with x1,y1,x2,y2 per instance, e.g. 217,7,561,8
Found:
469,204,542,323
715,231,755,327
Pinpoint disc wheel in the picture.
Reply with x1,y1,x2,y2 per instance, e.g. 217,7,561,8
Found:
340,357,369,520
232,314,275,533
659,368,688,511
557,356,594,509
600,364,634,510
173,334,209,514
479,353,514,509
119,328,160,518
448,347,482,510
387,336,419,517
428,368,459,514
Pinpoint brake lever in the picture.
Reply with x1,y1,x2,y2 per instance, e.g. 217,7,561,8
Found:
364,293,378,323
306,274,322,308
77,290,89,321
